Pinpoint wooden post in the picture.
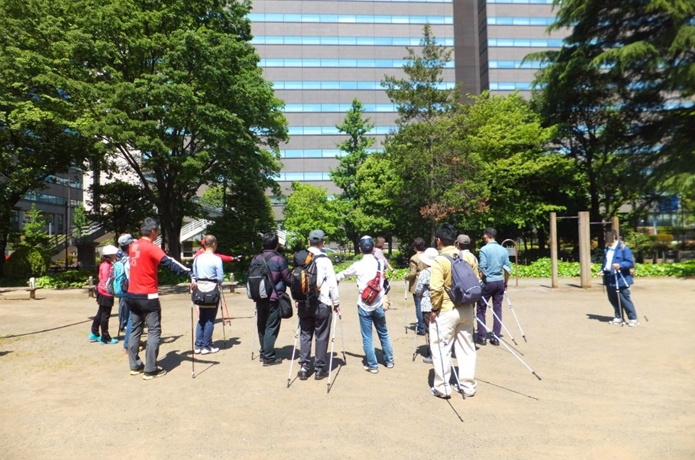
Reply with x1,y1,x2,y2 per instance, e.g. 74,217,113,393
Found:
578,211,592,288
550,212,558,288
611,216,620,238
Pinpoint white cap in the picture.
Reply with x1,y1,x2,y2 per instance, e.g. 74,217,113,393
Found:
102,245,118,256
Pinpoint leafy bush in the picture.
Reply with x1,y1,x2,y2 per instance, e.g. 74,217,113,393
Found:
34,269,97,288
4,246,50,279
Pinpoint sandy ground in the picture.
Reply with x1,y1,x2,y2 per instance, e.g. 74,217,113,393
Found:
0,278,694,460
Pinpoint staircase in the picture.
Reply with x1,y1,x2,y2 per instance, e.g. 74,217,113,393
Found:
153,218,213,246
49,222,107,254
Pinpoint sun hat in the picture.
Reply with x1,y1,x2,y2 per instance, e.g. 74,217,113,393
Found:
420,247,439,267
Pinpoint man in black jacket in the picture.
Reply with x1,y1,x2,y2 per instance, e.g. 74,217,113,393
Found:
252,231,292,366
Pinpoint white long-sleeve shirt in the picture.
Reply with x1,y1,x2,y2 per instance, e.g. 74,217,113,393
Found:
336,254,384,312
308,247,340,307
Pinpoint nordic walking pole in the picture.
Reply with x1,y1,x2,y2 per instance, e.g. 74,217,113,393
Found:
619,272,646,322
404,280,409,334
432,316,451,395
327,312,339,394
218,297,227,349
482,296,518,346
190,300,196,379
449,355,466,400
614,272,625,326
412,301,419,361
476,317,541,381
251,307,259,360
503,291,527,342
286,320,300,388
338,310,347,363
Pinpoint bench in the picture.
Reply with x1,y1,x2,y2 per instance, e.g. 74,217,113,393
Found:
220,281,240,293
26,287,43,300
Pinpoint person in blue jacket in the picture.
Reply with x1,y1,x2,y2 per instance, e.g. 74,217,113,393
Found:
602,230,639,327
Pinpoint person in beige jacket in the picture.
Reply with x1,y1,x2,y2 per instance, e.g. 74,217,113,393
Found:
403,237,427,335
429,224,479,399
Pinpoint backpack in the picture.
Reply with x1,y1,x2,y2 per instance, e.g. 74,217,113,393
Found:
246,252,276,302
361,260,385,305
442,254,482,305
290,249,326,306
106,258,129,298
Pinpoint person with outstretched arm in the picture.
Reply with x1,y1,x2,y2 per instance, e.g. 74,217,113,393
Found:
127,217,195,380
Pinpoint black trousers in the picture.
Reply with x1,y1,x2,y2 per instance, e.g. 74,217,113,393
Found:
91,294,115,341
298,302,333,370
257,301,281,361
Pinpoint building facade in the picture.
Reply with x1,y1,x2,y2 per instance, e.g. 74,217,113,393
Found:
250,0,562,217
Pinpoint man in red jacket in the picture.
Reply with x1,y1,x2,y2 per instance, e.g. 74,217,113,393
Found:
128,217,194,380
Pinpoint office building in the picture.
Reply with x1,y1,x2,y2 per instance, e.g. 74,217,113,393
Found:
250,0,562,214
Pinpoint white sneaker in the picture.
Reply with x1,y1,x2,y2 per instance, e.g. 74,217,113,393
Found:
627,319,639,327
194,348,202,354
609,318,624,325
207,347,220,354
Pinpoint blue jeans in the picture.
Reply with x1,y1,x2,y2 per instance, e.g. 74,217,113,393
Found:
607,286,637,321
118,296,130,331
123,313,132,352
196,305,219,350
413,294,424,334
358,306,394,369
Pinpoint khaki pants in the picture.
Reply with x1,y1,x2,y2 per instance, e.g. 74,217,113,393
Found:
429,304,477,396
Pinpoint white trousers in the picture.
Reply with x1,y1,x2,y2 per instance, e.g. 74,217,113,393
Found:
429,304,477,396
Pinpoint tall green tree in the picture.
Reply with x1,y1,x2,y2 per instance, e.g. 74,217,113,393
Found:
0,0,92,275
461,92,584,248
532,0,695,245
89,180,155,239
381,25,485,243
330,99,375,253
204,178,276,258
283,182,344,245
25,0,288,259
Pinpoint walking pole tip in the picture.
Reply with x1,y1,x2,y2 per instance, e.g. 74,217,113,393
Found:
532,371,541,381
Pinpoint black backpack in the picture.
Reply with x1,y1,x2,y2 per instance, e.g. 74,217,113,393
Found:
442,254,482,305
246,252,276,302
290,249,326,306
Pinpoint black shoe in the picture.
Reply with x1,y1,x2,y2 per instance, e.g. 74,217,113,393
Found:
314,368,328,380
263,357,283,367
298,367,310,381
475,337,487,346
489,337,500,346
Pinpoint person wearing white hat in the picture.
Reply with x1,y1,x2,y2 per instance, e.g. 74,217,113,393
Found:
89,244,119,344
415,247,438,364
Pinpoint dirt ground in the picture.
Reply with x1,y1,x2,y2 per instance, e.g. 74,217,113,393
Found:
0,278,693,460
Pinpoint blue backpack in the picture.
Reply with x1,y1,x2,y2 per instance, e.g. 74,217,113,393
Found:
442,254,482,305
106,258,129,298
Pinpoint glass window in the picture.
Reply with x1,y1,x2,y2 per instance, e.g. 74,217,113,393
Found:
284,104,302,112
304,173,324,181
284,173,304,181
304,59,321,67
304,150,323,158
303,36,321,45
319,15,338,22
341,59,357,67
323,149,341,158
356,15,375,23
301,14,319,22
322,81,342,89
304,127,322,135
321,59,339,67
265,14,283,22
284,14,302,22
338,15,356,23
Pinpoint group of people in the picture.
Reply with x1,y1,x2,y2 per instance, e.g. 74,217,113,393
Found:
89,217,638,392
